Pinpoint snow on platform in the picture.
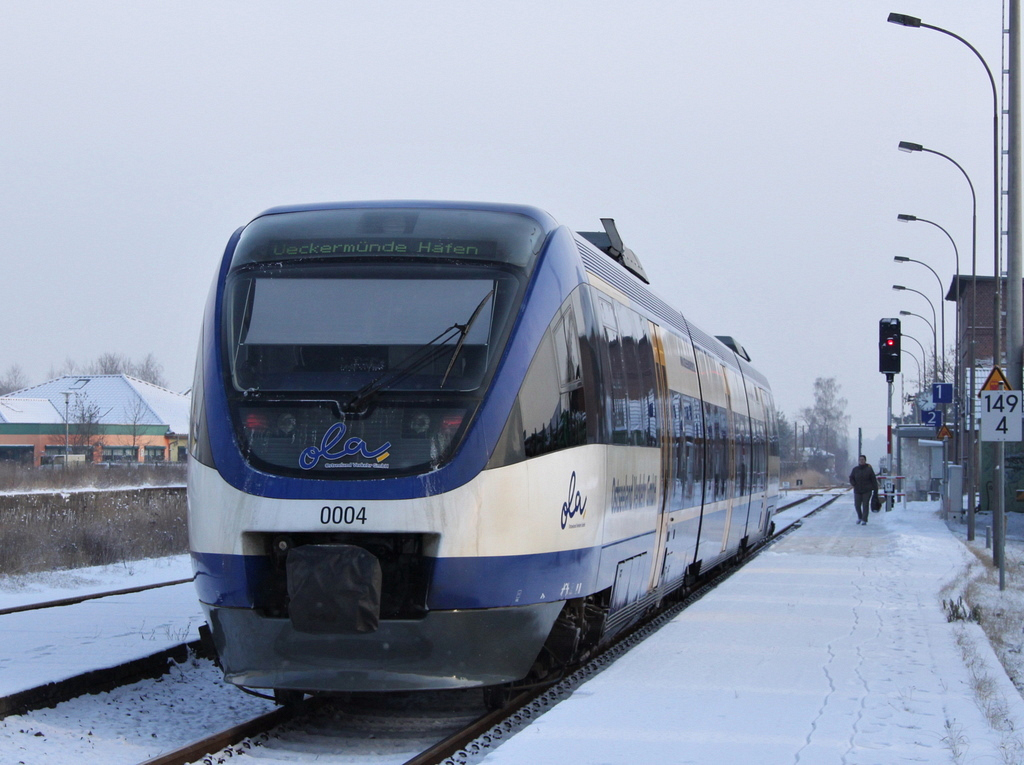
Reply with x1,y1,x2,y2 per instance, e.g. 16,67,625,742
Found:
480,495,1024,765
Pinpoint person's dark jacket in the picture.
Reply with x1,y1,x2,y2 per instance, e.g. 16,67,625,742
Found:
849,463,879,494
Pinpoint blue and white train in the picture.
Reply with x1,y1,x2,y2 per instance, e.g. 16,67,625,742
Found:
188,200,779,698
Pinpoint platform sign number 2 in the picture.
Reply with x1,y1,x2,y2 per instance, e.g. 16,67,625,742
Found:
981,391,1023,442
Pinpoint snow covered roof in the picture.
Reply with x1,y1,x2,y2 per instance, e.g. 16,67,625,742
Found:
0,397,62,424
121,377,190,434
5,376,189,433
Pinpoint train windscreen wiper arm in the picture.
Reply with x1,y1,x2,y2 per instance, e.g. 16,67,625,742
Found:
343,326,462,413
343,290,494,413
439,289,494,388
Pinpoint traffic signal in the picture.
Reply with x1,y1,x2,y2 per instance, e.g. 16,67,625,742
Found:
879,318,901,375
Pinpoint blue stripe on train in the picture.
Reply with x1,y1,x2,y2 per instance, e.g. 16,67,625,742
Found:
191,535,652,612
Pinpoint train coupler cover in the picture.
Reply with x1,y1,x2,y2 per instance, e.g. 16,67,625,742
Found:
286,544,382,634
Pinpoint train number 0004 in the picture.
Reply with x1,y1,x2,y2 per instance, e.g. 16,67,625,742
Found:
320,506,368,525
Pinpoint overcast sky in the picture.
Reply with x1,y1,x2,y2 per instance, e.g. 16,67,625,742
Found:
0,2,1009,447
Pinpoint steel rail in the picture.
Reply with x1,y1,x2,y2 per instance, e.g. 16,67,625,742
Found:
0,578,193,617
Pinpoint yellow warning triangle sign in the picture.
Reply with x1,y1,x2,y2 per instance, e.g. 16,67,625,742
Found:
937,425,952,440
980,366,1012,393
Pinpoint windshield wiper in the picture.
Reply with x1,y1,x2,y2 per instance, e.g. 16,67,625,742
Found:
440,289,494,388
342,290,494,413
343,328,460,413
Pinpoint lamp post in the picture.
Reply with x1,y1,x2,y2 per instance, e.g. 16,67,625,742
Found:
894,256,946,380
895,208,967,469
888,13,1000,369
893,285,938,380
900,333,929,389
901,348,923,388
899,309,937,380
889,14,999,547
896,152,973,380
896,172,970,375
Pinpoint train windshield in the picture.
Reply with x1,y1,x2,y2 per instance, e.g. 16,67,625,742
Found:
222,207,545,478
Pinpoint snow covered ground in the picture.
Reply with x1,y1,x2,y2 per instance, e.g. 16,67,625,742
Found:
479,496,1024,765
0,493,1022,764
0,554,191,612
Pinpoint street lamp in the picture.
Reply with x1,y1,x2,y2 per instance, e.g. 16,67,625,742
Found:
894,256,946,380
899,309,937,370
895,155,974,386
896,207,967,465
901,348,923,388
887,17,998,336
889,12,999,546
893,285,938,380
900,334,929,389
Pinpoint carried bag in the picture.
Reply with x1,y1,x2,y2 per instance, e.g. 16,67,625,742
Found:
871,494,882,512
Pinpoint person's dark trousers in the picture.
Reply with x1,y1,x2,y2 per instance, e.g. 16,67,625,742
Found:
854,491,871,523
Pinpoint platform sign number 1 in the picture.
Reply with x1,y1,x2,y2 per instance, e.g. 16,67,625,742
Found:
981,390,1023,442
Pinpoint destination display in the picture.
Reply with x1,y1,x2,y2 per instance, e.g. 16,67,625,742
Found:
268,238,498,258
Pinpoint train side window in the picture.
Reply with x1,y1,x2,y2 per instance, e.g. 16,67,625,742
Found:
734,412,750,498
495,300,589,464
189,325,215,468
599,298,628,444
683,393,705,508
553,307,582,391
636,319,659,447
618,310,645,445
669,391,705,510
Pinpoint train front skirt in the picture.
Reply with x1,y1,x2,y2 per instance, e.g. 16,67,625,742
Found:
202,599,564,692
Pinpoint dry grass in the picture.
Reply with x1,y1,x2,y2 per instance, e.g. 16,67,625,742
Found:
0,462,184,492
942,527,1024,762
0,485,186,574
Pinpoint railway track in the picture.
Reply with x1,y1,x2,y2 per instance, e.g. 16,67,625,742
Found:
0,577,193,617
0,577,205,719
136,490,844,765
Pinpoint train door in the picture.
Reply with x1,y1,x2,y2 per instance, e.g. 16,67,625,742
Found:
743,384,769,544
648,323,672,593
597,297,661,616
692,347,732,570
718,365,737,554
728,367,755,551
657,329,704,586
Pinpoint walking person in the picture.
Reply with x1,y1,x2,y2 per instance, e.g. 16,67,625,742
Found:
849,455,879,525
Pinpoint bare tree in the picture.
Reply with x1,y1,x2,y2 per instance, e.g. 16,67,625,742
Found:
50,353,167,388
88,352,132,376
49,393,108,460
131,353,167,387
800,377,850,476
0,364,28,395
121,395,151,461
47,357,79,379
774,408,795,468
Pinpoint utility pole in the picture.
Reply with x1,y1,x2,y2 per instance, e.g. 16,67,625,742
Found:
1009,0,1022,393
997,0,1022,591
62,391,70,467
